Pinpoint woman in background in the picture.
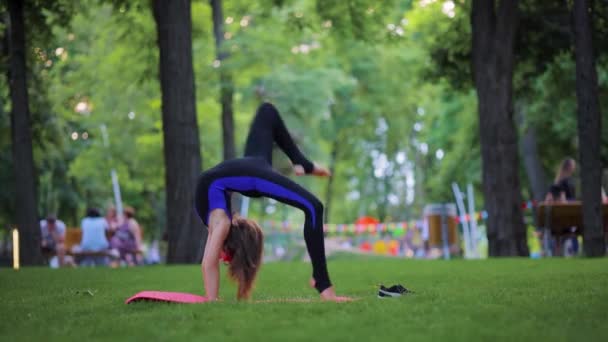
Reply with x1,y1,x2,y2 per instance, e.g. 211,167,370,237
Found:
80,208,110,266
105,205,121,232
545,158,578,256
547,158,576,202
110,206,142,266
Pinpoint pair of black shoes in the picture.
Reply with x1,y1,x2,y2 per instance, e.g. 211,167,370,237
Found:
378,284,412,298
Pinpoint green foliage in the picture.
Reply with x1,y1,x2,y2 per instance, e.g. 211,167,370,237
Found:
315,0,401,40
528,53,608,170
2,0,605,236
407,0,471,88
0,0,491,228
0,0,81,228
400,0,608,206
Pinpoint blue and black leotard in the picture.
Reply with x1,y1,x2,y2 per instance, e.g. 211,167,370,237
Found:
194,102,331,293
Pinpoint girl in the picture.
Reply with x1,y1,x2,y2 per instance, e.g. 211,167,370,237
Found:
195,103,350,302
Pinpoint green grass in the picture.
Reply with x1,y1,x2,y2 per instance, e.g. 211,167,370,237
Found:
1,258,608,341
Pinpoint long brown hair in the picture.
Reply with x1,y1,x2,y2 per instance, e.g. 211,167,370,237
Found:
555,158,576,183
223,215,264,300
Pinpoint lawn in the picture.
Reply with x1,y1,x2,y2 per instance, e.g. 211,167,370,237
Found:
1,258,607,341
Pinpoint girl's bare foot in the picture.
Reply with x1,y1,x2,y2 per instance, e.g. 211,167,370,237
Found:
293,165,306,176
293,163,331,177
319,287,353,302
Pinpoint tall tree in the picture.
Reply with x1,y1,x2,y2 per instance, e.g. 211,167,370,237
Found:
471,0,529,256
210,0,235,160
572,0,604,256
323,138,338,223
516,103,547,201
7,0,42,265
152,0,204,263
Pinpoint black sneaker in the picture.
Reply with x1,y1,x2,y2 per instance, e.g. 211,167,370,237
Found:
378,284,412,298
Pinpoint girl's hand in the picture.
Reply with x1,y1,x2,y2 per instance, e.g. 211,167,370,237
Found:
293,164,306,176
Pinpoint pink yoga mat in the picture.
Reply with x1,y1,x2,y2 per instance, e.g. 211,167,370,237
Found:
126,291,209,304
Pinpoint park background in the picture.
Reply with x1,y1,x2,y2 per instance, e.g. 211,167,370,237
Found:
2,1,608,341
1,1,607,263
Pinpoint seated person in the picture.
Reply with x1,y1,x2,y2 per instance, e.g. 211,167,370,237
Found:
545,158,576,203
110,206,142,266
40,215,67,266
544,158,578,256
105,205,121,232
78,208,110,266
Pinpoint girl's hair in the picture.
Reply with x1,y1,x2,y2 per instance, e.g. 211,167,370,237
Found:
223,215,264,300
124,206,135,219
555,158,576,183
86,207,101,218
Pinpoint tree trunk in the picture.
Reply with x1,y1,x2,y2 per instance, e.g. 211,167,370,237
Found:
471,0,529,256
153,0,204,263
7,0,43,265
516,102,548,202
210,0,235,160
324,139,339,223
220,72,235,160
572,0,605,256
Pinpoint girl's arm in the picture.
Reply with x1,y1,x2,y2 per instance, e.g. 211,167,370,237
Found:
201,209,231,300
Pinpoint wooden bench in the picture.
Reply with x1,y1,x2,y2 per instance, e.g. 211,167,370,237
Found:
535,202,608,255
536,202,608,234
65,228,145,263
64,228,114,261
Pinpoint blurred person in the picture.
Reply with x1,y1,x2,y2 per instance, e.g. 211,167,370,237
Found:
40,214,68,266
110,206,142,266
545,158,577,256
105,205,121,232
79,208,110,266
546,158,576,202
146,239,161,265
195,103,350,302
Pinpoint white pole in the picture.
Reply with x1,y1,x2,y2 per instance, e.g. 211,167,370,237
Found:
452,182,471,258
12,228,19,270
467,183,479,258
240,196,250,217
111,169,124,217
101,124,124,217
440,206,450,260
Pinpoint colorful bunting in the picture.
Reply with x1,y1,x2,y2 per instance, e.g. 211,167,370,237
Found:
260,200,541,235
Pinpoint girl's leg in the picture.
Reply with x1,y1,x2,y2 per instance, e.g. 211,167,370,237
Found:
244,103,314,173
248,167,331,292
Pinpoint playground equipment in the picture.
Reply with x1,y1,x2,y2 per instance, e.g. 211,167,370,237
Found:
452,183,480,258
423,203,459,259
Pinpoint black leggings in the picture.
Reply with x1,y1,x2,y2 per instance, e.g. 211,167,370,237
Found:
243,102,314,173
195,103,331,293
